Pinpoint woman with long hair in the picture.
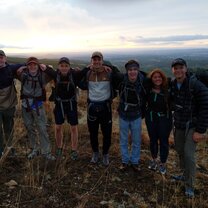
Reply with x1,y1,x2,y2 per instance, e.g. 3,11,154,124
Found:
145,69,172,174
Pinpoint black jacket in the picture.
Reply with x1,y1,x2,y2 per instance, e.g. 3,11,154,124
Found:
170,76,208,133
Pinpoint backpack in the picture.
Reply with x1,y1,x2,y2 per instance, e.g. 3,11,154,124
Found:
20,68,46,101
49,70,76,102
189,69,208,88
119,72,146,113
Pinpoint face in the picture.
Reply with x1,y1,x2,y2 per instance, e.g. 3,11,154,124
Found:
172,64,187,81
27,63,39,75
0,55,6,68
127,67,139,82
151,72,163,87
58,62,70,75
91,56,103,69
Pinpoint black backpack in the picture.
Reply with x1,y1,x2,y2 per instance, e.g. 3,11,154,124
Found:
189,69,208,88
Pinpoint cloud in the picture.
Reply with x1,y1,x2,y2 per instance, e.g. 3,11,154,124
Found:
0,43,32,49
125,35,208,44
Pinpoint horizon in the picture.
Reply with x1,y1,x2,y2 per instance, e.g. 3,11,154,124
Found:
5,47,208,60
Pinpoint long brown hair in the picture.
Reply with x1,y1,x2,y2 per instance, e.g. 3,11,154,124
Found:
148,68,168,90
148,68,170,110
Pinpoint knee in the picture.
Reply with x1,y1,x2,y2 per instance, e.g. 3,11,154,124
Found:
56,125,62,133
70,125,78,133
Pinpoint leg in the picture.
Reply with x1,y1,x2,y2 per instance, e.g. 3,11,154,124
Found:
130,117,142,165
100,107,112,155
119,117,130,164
0,112,3,154
54,104,64,150
34,107,51,154
184,128,196,189
2,107,16,147
158,117,172,164
22,107,37,150
174,128,186,170
87,104,99,153
70,125,78,151
55,124,63,148
145,116,159,160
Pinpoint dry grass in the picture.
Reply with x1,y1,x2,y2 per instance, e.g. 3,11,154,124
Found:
0,84,208,208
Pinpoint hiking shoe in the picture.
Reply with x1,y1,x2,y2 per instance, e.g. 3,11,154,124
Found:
103,154,109,166
90,152,99,163
70,150,78,160
159,164,166,175
119,163,129,171
148,160,157,171
56,148,63,157
27,149,39,160
185,187,194,198
131,164,141,172
42,152,56,161
171,175,185,181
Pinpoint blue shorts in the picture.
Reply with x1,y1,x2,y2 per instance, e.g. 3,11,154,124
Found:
54,101,78,125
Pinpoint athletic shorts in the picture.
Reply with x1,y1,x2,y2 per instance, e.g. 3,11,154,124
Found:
54,101,78,125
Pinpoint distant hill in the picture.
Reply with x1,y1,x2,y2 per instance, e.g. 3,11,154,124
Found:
7,48,208,76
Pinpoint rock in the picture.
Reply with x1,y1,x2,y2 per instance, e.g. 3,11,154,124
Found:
5,180,18,187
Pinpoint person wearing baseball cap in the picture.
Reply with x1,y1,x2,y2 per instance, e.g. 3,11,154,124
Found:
171,58,187,68
17,56,56,160
0,50,23,157
79,51,114,166
170,58,208,197
42,56,87,160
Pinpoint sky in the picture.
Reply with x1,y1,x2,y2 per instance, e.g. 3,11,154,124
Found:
1,0,208,55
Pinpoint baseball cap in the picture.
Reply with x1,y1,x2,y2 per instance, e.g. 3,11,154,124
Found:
171,58,187,67
58,57,70,64
0,50,6,56
26,57,39,65
91,51,103,59
125,60,140,70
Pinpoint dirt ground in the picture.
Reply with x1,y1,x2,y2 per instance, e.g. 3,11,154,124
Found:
0,94,208,208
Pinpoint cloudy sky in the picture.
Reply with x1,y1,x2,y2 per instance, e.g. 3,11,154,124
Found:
1,0,208,55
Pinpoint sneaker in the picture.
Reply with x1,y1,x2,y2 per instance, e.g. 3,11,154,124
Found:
148,160,157,171
43,152,56,161
90,152,99,163
27,149,39,160
56,148,63,157
185,187,194,198
159,164,166,175
103,154,109,166
70,150,78,160
171,175,185,181
131,164,141,172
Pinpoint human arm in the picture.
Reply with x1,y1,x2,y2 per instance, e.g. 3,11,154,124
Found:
192,80,208,140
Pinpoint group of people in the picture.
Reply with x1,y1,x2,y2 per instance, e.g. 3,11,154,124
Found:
0,49,208,198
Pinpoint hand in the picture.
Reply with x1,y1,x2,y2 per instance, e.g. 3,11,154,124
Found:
103,66,112,73
193,132,206,143
74,67,80,71
17,66,27,75
39,64,47,71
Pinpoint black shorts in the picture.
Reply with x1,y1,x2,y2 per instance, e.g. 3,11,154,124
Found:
54,101,78,125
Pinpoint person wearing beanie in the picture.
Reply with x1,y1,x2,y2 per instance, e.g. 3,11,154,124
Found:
112,59,146,171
